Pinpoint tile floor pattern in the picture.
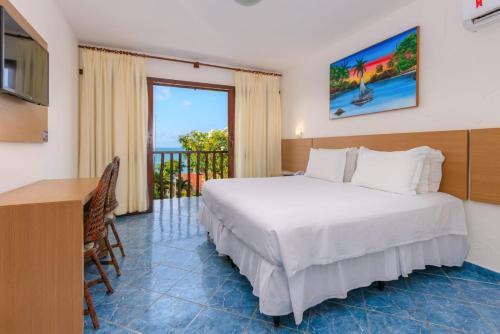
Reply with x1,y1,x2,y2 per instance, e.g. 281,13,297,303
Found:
85,198,500,334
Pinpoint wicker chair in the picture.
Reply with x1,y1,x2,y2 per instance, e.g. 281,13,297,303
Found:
83,162,115,330
104,156,125,257
93,159,123,277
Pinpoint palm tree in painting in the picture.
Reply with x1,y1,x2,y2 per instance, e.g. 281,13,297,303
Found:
352,58,367,81
351,58,373,106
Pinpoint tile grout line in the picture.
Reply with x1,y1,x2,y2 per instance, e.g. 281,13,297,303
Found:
417,270,500,287
467,302,499,333
180,305,206,334
330,299,471,333
338,286,498,333
122,288,166,330
361,290,372,334
382,282,500,309
97,318,143,333
164,288,303,332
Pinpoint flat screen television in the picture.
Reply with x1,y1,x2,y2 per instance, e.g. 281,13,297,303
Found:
0,6,49,106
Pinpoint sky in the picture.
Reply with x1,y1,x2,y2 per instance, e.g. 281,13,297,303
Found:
331,27,417,81
153,85,228,149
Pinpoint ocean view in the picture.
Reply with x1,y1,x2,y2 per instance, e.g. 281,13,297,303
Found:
154,147,184,152
153,147,184,166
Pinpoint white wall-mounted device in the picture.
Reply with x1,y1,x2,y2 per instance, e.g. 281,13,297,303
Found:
463,0,500,31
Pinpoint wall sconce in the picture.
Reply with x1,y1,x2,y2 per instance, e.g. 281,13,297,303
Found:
295,127,304,138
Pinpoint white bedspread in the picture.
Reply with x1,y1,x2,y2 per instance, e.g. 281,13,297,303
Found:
202,176,467,278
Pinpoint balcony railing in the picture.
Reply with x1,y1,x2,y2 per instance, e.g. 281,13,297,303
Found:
153,150,229,199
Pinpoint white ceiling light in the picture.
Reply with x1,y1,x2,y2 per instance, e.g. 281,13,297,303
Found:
235,0,262,6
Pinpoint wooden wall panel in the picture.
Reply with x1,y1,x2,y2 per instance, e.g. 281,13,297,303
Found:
281,130,469,199
0,94,47,142
282,138,312,172
470,128,500,204
0,0,48,143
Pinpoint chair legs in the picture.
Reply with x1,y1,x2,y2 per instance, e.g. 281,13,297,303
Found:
84,282,99,330
84,251,114,330
102,236,122,276
87,252,114,294
108,216,126,257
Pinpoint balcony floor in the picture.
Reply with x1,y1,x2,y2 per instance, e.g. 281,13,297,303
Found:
84,198,500,333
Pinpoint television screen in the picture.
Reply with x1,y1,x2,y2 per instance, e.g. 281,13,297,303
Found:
0,7,49,106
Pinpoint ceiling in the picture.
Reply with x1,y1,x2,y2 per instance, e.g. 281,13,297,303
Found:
57,0,414,72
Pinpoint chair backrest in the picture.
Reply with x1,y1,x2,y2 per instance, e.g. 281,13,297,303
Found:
84,162,114,243
105,156,120,213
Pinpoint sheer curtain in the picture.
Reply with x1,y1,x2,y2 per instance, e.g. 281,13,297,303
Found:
78,49,148,214
235,72,282,178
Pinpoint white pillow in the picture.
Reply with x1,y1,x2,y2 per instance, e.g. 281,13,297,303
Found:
416,154,431,194
319,147,358,182
344,148,359,182
305,148,347,183
416,147,445,194
428,149,445,192
351,146,428,195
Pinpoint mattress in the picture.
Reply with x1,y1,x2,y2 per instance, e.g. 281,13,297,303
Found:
202,176,468,278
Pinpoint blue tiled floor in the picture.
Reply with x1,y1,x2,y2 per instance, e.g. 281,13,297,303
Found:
85,198,500,333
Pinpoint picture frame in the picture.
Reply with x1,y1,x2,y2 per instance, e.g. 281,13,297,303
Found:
329,27,420,119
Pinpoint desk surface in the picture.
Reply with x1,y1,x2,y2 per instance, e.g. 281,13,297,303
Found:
0,178,99,207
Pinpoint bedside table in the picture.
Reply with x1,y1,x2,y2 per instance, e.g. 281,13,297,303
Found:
282,170,296,176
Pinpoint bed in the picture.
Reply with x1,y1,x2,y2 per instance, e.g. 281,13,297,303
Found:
199,175,468,325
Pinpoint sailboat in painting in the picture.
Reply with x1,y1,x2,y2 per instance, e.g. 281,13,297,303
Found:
351,58,373,106
352,78,373,106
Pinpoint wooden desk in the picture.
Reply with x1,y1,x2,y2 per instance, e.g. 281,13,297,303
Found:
0,178,98,334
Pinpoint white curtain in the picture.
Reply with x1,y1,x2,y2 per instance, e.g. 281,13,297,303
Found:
235,72,282,178
78,49,148,214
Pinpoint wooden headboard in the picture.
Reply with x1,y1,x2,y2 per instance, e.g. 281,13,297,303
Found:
282,130,469,200
282,138,313,172
470,128,500,205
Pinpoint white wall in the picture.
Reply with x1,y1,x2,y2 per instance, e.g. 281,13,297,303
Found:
146,59,234,86
0,0,78,192
281,0,500,272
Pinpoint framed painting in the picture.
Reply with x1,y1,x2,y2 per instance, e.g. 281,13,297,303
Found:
329,27,419,119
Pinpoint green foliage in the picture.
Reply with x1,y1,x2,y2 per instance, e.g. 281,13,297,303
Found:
153,159,187,199
178,129,228,151
391,33,418,74
330,62,350,93
179,128,229,183
154,128,229,199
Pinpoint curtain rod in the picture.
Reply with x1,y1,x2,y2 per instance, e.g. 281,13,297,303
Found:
78,45,282,77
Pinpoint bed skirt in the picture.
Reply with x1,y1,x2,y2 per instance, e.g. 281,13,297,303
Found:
198,204,469,325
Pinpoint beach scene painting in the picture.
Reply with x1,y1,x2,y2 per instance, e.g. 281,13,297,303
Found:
330,27,419,119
